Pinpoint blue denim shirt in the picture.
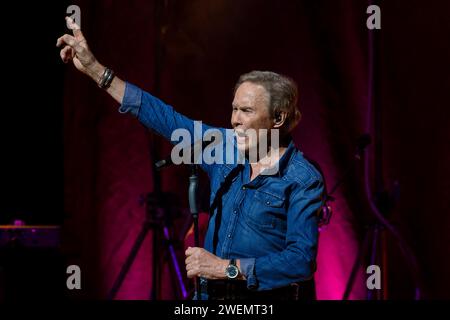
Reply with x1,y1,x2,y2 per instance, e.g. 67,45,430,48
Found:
119,82,324,292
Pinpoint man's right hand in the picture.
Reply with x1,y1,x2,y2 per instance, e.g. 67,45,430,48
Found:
56,16,104,82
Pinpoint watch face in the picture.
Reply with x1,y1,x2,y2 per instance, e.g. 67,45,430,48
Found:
226,265,239,279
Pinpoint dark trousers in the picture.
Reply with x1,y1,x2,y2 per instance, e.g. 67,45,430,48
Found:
202,279,316,300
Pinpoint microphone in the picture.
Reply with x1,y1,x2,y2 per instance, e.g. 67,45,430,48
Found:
155,136,220,170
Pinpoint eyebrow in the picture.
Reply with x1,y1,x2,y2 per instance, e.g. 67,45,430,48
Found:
232,104,254,109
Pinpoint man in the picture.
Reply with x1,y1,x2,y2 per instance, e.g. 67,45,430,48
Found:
57,17,324,300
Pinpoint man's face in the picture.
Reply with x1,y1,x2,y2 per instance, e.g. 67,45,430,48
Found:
231,82,273,154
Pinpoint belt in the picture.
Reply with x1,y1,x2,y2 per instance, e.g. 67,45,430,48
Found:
202,279,302,300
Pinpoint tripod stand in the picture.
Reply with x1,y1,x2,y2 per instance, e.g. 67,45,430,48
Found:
107,190,187,300
107,105,188,300
342,217,385,300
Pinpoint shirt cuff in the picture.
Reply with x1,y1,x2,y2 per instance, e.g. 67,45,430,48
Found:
118,82,142,117
239,258,258,290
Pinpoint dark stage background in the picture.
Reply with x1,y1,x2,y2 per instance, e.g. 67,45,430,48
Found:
1,0,449,300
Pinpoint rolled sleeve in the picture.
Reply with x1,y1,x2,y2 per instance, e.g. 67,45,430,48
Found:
118,82,142,116
239,258,257,290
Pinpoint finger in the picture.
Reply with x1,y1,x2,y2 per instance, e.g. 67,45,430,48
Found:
189,247,201,253
59,46,67,62
56,34,76,48
193,248,202,258
58,34,84,55
185,247,192,256
186,263,192,277
70,47,76,59
60,46,74,63
65,16,85,41
185,255,195,265
187,269,197,279
67,46,76,61
60,46,73,63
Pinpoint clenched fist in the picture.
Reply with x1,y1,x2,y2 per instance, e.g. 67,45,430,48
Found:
185,247,228,279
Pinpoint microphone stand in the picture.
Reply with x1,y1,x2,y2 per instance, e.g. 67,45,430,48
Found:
188,164,202,300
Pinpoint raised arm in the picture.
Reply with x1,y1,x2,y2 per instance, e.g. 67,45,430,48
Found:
56,16,208,142
57,17,228,176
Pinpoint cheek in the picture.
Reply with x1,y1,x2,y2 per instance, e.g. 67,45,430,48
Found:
244,115,262,129
252,116,272,132
240,113,251,125
261,115,274,128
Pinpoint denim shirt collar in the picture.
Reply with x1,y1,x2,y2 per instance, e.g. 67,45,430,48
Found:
237,137,296,186
259,137,296,178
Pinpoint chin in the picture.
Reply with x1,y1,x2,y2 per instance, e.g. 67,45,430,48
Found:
236,144,248,153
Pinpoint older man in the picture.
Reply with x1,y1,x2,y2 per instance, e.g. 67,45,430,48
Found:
57,17,324,300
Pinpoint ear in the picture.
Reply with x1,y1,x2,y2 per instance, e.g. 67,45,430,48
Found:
273,111,287,129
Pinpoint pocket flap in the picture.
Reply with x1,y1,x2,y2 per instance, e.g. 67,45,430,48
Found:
254,190,285,208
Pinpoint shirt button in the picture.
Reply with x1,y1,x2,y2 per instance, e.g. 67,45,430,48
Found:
266,201,271,205
233,210,237,214
227,234,232,238
242,186,246,190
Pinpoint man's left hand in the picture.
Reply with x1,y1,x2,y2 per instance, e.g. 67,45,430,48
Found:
185,247,228,279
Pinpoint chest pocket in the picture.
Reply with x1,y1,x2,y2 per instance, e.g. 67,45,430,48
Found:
210,164,241,210
244,189,286,229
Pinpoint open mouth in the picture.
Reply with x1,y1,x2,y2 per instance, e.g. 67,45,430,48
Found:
234,130,247,138
235,131,249,147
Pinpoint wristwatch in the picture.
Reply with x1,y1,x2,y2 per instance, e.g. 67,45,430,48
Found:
225,258,239,279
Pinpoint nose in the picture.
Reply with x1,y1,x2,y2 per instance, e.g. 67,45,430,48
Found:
231,110,242,128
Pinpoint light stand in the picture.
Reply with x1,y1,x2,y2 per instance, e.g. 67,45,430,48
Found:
342,0,423,299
